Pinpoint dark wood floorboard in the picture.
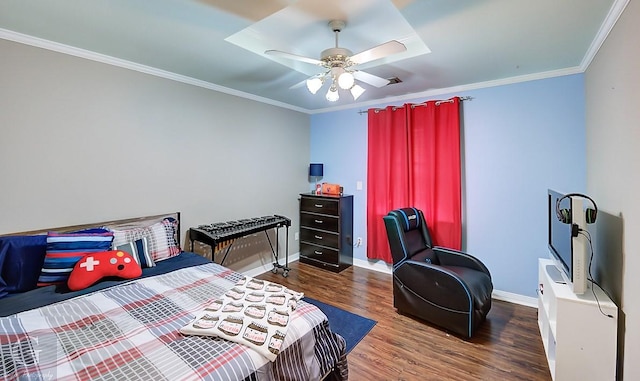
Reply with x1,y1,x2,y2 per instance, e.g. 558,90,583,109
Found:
257,261,551,381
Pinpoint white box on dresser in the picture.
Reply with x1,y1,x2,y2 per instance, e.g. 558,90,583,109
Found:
537,258,618,380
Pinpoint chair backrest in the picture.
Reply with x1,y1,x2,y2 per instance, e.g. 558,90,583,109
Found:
383,207,434,265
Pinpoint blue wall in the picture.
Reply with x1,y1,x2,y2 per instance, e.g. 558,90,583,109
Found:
310,74,586,297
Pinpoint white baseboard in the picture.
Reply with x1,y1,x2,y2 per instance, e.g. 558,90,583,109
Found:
242,252,300,278
353,257,392,274
491,290,538,308
248,254,538,308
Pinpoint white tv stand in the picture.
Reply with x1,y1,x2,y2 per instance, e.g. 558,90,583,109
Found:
537,258,618,380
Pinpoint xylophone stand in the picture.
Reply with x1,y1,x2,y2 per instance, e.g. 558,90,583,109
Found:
267,224,290,277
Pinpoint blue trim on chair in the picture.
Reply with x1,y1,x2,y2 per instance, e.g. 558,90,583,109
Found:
410,207,420,229
390,219,409,271
436,263,474,337
397,209,410,231
397,208,421,231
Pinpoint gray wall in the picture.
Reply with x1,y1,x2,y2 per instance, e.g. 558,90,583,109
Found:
585,1,639,379
0,39,310,272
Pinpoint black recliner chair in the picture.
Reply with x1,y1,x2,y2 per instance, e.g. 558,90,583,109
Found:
383,207,493,338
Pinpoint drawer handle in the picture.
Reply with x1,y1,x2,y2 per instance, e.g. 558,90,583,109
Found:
314,219,323,224
314,250,322,255
314,204,323,208
314,235,323,240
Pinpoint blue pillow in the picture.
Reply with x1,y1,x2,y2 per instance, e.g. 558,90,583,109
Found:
38,231,114,286
116,237,155,268
0,248,6,298
0,235,48,295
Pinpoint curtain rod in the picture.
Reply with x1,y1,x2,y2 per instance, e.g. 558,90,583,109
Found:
357,96,473,115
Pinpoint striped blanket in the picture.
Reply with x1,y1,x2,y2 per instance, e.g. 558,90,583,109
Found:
0,263,347,381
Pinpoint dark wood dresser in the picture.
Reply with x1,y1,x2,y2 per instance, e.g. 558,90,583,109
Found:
299,193,353,272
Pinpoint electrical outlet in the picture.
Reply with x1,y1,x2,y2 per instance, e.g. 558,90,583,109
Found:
356,237,362,247
295,232,299,241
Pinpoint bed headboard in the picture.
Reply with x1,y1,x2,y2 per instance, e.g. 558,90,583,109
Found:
0,212,181,239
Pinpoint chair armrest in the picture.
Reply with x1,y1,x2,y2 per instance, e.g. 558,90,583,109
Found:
433,247,491,279
394,260,475,312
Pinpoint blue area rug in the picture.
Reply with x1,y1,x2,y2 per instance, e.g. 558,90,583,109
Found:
303,297,376,353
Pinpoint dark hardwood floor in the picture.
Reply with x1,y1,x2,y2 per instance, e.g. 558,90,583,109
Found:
257,261,551,381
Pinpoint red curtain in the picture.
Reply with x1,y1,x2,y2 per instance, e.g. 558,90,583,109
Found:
367,97,462,263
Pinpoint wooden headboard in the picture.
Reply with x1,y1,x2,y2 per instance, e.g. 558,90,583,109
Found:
0,212,181,239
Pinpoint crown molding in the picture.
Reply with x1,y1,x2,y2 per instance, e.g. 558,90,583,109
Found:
0,28,309,114
310,66,584,114
0,28,586,116
580,0,630,70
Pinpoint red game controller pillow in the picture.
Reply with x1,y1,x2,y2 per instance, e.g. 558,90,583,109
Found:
68,250,142,291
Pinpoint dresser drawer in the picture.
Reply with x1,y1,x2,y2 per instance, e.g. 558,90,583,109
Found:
300,228,339,249
300,213,339,232
300,243,339,266
300,197,339,216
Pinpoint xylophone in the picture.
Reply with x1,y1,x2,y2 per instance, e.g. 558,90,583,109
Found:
189,215,291,276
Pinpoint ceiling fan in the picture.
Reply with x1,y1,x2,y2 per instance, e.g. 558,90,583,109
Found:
265,20,406,102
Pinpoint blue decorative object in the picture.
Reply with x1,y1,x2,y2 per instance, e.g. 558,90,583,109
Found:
309,163,323,177
0,235,48,296
309,163,324,193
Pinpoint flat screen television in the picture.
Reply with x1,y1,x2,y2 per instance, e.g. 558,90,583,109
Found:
547,189,587,294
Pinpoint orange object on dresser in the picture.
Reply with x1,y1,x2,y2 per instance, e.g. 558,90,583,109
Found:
320,183,342,195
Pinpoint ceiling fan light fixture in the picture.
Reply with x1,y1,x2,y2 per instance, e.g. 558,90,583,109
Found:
326,84,339,102
350,84,365,100
269,19,407,104
337,71,355,90
306,77,324,94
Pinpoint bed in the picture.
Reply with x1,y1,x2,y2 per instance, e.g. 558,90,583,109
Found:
0,213,347,381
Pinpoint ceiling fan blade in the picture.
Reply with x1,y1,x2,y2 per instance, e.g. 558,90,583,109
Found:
264,50,323,66
349,40,406,66
353,70,390,88
289,73,319,89
288,79,307,90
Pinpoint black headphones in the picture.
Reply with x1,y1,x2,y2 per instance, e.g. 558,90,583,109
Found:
556,193,598,225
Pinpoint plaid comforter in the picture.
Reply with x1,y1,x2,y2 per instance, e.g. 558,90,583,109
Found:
0,263,347,381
